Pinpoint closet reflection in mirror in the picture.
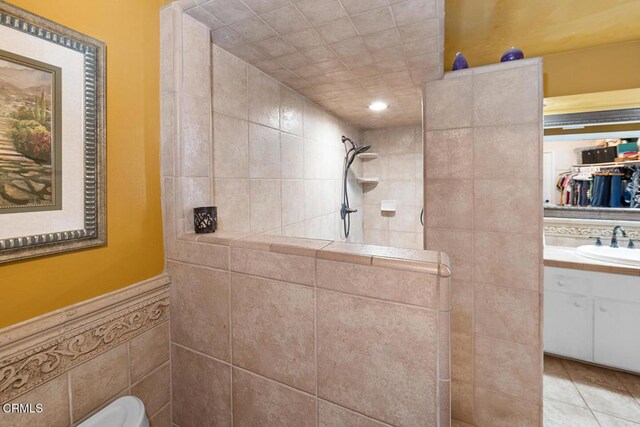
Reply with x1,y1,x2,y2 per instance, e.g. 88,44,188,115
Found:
543,110,640,220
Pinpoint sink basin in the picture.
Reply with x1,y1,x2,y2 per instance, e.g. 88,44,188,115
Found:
576,245,640,267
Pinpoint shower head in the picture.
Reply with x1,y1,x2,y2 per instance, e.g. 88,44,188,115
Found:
355,145,371,155
342,135,369,154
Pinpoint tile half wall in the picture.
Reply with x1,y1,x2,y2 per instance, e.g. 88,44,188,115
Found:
168,231,452,426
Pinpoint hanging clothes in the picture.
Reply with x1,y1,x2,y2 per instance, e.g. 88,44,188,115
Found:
609,174,623,208
579,181,590,206
591,175,606,207
554,165,639,208
630,167,640,208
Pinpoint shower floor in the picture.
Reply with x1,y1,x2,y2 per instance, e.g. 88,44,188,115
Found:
544,354,640,426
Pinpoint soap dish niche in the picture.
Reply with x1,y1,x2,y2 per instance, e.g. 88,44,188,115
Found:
381,200,396,212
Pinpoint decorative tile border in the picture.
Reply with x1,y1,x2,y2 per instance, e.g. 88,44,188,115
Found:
544,218,640,240
0,274,170,403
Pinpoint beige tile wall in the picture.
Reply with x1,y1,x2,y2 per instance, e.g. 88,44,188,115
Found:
361,125,424,249
212,43,364,242
161,3,365,243
424,60,544,427
167,233,451,426
0,277,171,427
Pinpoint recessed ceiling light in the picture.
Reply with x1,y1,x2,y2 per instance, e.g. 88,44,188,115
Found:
368,101,388,111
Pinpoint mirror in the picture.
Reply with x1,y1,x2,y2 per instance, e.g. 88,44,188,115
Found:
543,94,640,221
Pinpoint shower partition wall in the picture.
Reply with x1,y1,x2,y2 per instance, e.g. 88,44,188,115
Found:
362,125,425,249
424,60,544,426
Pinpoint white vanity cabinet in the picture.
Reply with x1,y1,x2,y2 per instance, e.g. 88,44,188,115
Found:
544,268,594,361
594,298,640,372
544,266,640,373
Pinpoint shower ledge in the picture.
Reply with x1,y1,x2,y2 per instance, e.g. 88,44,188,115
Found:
357,177,379,185
175,231,452,277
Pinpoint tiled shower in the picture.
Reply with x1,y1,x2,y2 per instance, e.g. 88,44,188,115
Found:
172,17,427,249
160,0,544,426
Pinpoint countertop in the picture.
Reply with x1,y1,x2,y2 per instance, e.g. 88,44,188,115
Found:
544,246,640,276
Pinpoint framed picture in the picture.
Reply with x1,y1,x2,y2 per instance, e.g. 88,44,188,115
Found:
0,3,106,263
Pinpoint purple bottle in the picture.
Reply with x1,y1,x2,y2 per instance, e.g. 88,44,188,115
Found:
501,47,524,62
452,52,469,71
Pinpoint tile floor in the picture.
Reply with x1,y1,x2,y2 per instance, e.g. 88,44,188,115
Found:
544,354,640,426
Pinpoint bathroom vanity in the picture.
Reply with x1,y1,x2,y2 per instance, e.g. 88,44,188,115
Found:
544,247,640,373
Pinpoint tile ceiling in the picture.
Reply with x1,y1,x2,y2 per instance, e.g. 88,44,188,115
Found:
180,0,444,129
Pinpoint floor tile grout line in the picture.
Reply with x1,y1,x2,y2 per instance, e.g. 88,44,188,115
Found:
550,357,640,424
543,397,602,426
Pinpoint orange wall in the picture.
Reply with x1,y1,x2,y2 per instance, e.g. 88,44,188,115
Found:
543,40,640,97
0,0,165,328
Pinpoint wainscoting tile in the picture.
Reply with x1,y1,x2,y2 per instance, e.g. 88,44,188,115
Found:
69,344,129,422
2,374,69,427
131,363,171,417
149,403,171,427
129,322,170,383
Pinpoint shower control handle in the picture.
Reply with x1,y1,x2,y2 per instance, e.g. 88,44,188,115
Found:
340,203,357,221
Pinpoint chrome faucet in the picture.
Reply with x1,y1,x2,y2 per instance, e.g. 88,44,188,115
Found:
610,226,627,248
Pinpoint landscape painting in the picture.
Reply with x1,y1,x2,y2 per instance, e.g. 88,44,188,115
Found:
0,50,61,213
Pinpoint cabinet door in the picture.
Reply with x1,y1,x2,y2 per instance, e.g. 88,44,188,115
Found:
544,290,593,361
594,298,640,373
